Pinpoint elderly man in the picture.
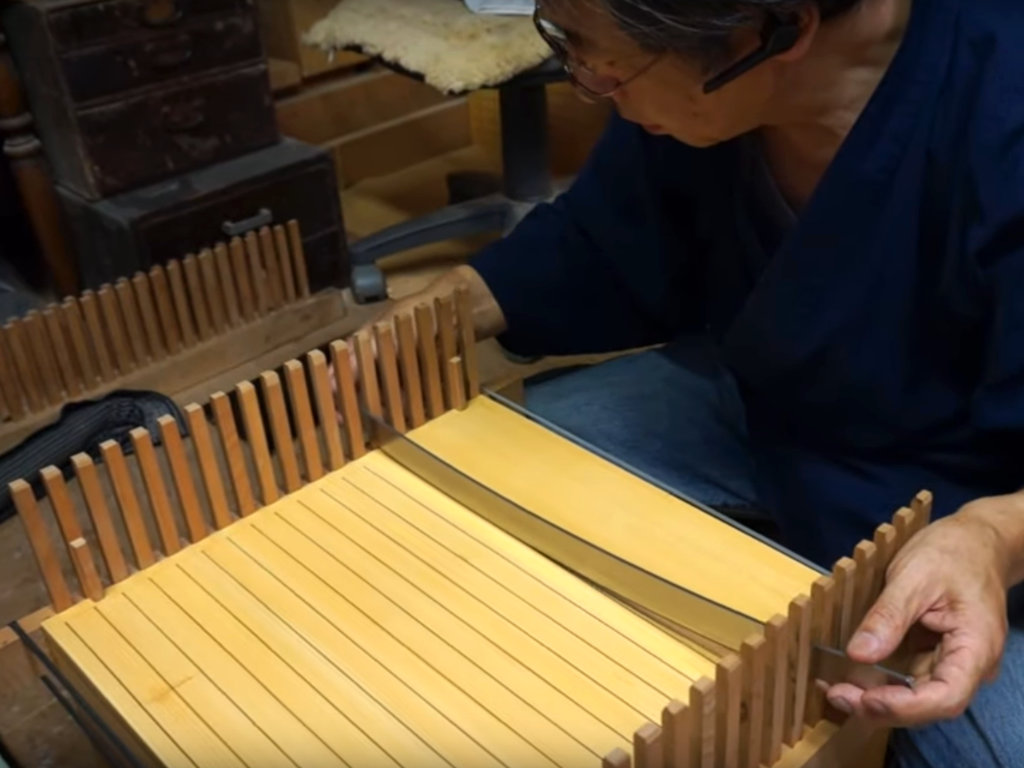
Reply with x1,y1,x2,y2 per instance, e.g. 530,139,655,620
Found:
373,0,1024,764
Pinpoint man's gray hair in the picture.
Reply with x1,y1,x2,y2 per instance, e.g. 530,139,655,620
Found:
598,0,861,61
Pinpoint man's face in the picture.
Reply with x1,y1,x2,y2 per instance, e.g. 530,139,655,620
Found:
540,0,782,147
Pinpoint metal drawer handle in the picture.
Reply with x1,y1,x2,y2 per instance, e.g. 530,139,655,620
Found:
222,208,273,237
141,0,183,27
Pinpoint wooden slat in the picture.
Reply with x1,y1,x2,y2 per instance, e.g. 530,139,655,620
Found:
273,224,297,303
244,232,269,315
833,558,857,646
872,523,897,599
237,381,278,504
602,749,631,768
259,226,284,309
11,479,73,611
395,313,426,428
198,248,227,333
354,329,383,422
763,614,789,766
787,595,812,746
148,265,182,355
375,322,407,433
0,331,12,420
287,219,310,297
454,285,480,399
214,242,243,327
330,340,365,459
78,291,116,382
260,370,302,493
115,278,149,364
806,577,836,726
23,311,61,404
435,294,458,404
283,360,324,482
893,506,915,552
166,259,198,347
42,307,82,398
633,723,662,768
308,350,345,470
446,356,468,411
71,453,129,584
41,466,103,600
99,440,155,570
853,541,879,626
415,303,445,419
740,635,767,768
183,254,213,341
911,490,934,533
129,427,181,557
662,700,689,768
3,322,41,412
98,284,135,373
229,237,257,321
689,676,715,768
158,415,208,543
69,538,104,601
185,404,234,530
61,298,98,389
0,325,24,418
132,273,166,361
211,391,257,516
714,654,742,768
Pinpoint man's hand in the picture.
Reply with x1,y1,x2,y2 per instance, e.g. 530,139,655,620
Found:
825,493,1024,727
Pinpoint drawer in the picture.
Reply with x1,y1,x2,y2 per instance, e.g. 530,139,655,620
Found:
141,163,340,270
60,12,263,104
58,139,348,291
75,63,277,197
48,0,248,51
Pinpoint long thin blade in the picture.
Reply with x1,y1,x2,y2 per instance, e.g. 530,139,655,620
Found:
368,413,760,653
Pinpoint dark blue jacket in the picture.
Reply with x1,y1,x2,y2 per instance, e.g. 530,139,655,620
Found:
471,0,1024,565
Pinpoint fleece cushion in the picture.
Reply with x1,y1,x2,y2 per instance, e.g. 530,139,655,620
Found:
304,0,551,93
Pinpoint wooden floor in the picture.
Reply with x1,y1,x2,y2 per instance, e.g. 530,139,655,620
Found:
44,451,713,768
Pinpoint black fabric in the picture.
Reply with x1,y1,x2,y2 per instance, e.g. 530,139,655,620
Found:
0,390,187,523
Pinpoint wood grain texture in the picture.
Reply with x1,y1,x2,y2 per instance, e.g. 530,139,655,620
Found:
330,340,365,459
283,360,324,482
211,391,257,517
261,371,302,494
11,479,73,611
100,440,155,570
309,350,345,470
186,405,234,531
72,453,130,585
130,428,181,557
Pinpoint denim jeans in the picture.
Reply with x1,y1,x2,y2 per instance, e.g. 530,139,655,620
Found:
524,343,1024,768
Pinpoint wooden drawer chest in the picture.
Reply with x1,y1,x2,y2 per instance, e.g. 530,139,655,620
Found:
3,0,278,200
58,138,348,291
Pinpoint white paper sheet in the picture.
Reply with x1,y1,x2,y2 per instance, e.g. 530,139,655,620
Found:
464,0,535,15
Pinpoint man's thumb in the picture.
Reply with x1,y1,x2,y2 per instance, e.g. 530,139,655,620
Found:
847,581,923,664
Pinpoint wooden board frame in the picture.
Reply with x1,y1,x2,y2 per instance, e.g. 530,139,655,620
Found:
0,220,347,454
8,289,930,768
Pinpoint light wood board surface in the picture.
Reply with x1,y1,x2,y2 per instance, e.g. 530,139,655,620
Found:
409,397,818,624
44,453,715,768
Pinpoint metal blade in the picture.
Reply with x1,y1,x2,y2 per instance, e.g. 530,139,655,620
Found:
811,644,915,689
367,413,761,653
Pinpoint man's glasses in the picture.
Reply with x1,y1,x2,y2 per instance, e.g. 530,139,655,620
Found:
532,6,662,100
533,7,803,97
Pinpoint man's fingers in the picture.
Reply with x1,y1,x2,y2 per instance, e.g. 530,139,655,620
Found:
847,576,928,664
858,640,985,727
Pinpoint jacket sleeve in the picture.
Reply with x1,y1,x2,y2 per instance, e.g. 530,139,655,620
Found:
469,115,704,358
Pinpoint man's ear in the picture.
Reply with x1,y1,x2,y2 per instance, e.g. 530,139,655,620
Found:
773,4,822,62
